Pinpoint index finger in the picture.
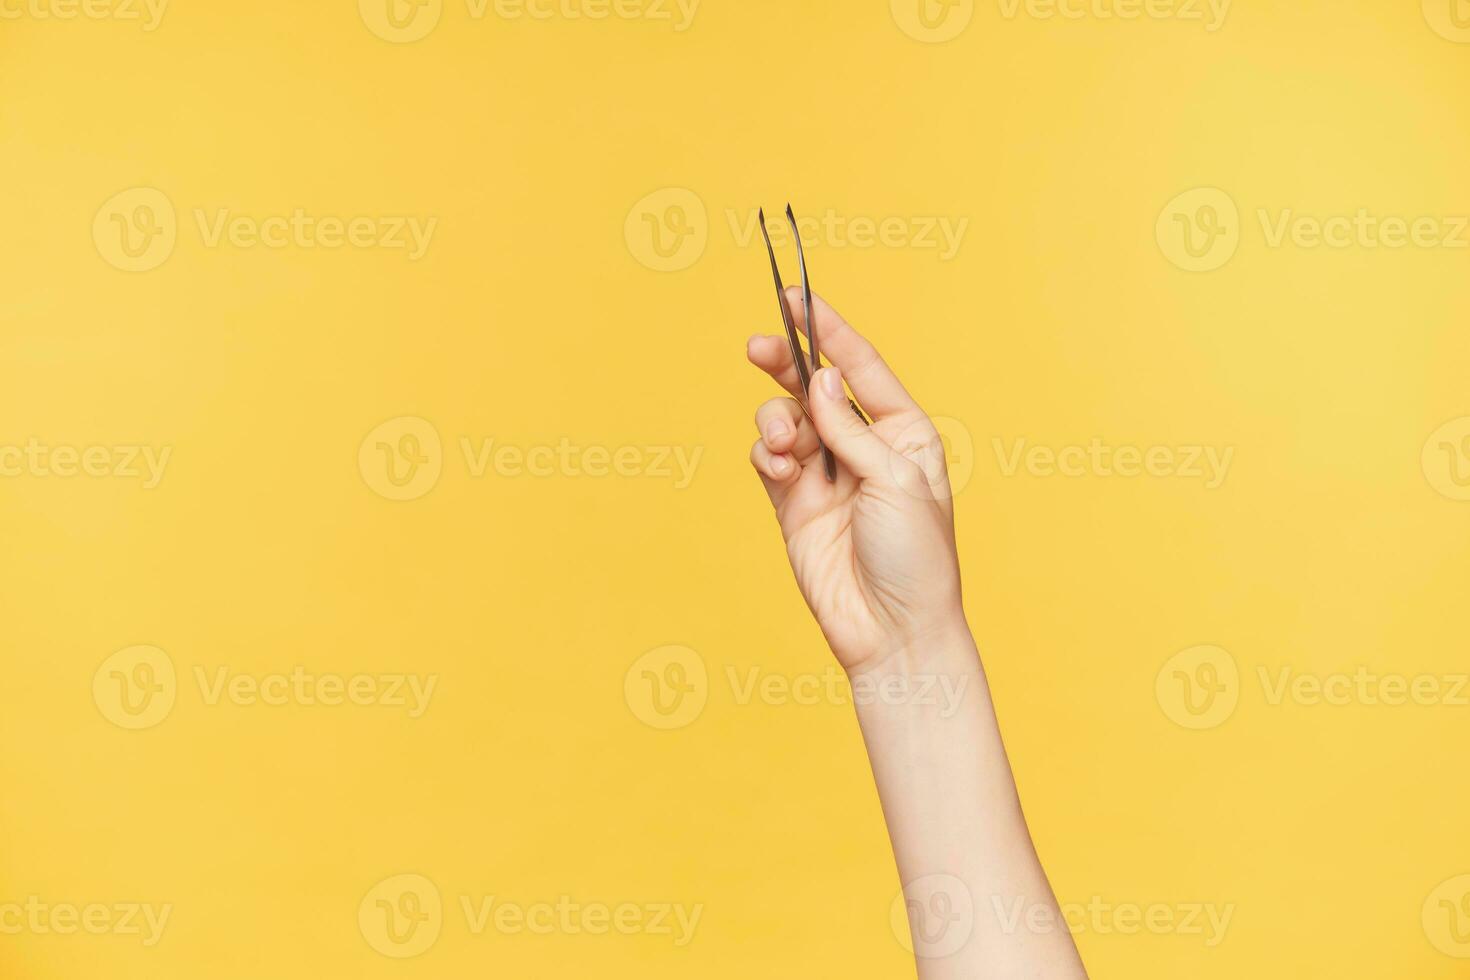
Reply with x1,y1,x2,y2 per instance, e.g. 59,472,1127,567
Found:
781,287,922,421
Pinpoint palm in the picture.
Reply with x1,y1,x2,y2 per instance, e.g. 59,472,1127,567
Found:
768,414,961,672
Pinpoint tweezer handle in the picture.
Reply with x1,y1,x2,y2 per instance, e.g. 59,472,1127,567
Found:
759,203,869,481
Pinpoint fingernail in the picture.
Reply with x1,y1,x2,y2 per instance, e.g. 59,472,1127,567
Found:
821,367,843,399
771,455,790,475
766,418,789,440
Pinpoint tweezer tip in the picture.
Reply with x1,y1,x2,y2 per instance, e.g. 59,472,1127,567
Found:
785,203,795,219
758,207,767,225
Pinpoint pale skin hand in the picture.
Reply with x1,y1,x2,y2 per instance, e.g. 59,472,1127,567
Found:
748,288,1088,979
746,289,963,674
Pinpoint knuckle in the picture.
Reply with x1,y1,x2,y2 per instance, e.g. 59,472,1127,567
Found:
890,455,933,496
851,339,881,373
890,452,923,482
895,419,943,457
755,397,793,425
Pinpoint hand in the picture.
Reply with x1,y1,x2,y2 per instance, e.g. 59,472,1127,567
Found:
747,288,967,674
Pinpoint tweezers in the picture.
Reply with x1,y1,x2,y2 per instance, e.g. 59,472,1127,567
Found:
758,204,869,482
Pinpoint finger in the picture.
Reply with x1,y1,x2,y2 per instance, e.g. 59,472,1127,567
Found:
782,287,923,421
809,366,896,481
750,437,800,507
746,334,805,399
755,397,820,459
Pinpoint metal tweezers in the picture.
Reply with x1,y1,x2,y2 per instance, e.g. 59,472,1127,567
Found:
758,204,869,482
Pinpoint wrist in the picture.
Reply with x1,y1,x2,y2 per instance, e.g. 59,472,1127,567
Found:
846,613,978,682
843,616,987,729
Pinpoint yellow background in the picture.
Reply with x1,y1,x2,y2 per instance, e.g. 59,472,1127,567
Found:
3,0,1469,976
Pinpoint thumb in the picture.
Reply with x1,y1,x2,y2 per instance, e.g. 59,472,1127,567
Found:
810,367,892,481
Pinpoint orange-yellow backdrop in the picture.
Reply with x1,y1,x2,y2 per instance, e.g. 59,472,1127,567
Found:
2,0,1469,976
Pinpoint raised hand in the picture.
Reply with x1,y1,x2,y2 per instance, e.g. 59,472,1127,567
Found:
747,287,966,674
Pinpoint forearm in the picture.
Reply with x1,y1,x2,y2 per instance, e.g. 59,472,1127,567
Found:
851,621,1087,979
